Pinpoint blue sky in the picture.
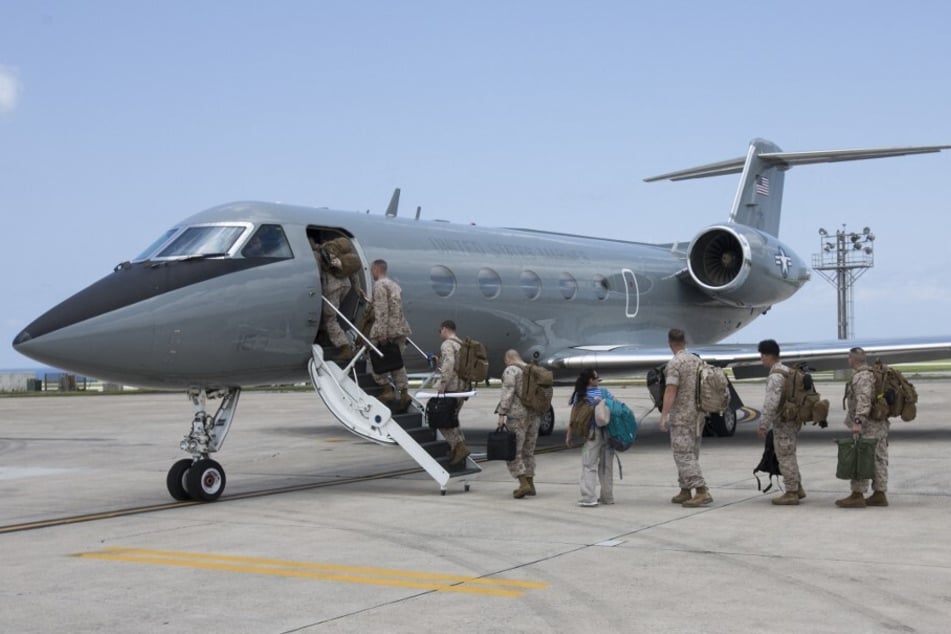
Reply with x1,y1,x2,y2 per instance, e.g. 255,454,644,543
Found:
2,1,950,369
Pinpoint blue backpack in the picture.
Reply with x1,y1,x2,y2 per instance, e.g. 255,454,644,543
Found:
604,398,637,451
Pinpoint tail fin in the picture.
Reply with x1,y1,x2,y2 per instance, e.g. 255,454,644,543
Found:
645,139,950,237
729,139,786,236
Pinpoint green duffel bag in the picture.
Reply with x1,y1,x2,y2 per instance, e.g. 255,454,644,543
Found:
835,437,878,480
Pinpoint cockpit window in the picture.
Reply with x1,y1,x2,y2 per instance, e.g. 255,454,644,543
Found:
134,228,179,261
241,224,293,259
156,225,247,259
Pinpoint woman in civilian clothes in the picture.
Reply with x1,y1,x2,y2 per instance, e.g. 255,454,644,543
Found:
567,368,615,507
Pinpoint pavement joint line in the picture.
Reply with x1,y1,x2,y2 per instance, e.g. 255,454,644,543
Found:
0,444,573,535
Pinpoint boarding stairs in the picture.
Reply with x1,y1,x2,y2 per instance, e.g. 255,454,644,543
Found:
307,300,481,494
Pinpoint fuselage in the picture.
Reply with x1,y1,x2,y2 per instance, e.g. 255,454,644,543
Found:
13,201,808,389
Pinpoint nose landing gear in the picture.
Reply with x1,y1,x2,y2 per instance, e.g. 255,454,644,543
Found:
165,388,240,502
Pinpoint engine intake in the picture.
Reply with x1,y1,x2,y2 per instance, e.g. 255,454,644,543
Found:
688,228,749,289
685,224,806,307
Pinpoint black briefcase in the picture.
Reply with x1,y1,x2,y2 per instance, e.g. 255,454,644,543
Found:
370,341,404,374
486,425,517,461
426,396,459,429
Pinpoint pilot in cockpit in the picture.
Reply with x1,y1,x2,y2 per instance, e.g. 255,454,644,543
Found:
242,225,291,258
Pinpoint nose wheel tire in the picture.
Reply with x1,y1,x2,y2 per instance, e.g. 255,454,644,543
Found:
185,458,227,501
166,458,194,501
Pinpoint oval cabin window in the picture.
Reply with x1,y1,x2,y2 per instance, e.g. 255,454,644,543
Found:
520,270,542,300
560,272,577,300
430,265,456,298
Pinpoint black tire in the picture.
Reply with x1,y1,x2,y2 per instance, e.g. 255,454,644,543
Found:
537,406,555,436
705,408,738,437
185,458,226,502
166,458,193,501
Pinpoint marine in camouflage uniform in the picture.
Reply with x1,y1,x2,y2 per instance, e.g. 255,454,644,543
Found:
757,338,806,505
660,329,710,507
495,350,540,499
314,238,362,360
837,346,890,508
368,260,412,410
435,320,469,466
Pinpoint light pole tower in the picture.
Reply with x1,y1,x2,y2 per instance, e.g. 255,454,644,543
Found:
812,225,875,340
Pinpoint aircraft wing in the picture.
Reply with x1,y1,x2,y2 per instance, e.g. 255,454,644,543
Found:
544,336,951,378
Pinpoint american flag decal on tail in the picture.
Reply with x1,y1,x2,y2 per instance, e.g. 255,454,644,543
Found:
755,175,770,196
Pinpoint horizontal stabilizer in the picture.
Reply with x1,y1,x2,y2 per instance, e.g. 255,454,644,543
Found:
645,144,951,182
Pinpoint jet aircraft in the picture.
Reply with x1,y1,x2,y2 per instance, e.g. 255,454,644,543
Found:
13,138,951,501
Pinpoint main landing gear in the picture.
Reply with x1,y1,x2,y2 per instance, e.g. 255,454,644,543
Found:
165,387,240,502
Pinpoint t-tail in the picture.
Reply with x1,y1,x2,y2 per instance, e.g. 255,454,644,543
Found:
645,138,951,237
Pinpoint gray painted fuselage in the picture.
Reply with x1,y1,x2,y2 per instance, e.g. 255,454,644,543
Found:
14,200,807,389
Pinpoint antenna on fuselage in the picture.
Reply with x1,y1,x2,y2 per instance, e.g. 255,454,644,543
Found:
385,188,401,217
415,205,421,220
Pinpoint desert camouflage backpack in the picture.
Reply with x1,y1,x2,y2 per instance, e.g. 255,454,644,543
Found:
695,360,730,414
320,237,362,277
454,337,489,385
868,360,918,421
771,364,830,426
519,362,554,414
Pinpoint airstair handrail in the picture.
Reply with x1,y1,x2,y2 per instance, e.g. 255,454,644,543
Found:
320,295,381,357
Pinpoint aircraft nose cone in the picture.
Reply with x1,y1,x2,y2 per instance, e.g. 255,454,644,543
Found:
13,329,33,348
11,265,160,374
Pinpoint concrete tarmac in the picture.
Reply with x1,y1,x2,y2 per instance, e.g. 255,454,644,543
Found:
1,380,950,633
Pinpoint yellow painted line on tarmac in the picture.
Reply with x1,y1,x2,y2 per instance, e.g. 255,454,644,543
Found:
74,547,548,598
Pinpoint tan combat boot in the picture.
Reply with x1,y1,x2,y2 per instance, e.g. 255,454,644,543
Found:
396,390,412,414
670,488,692,504
835,492,867,508
682,486,713,507
526,476,536,496
333,344,354,362
772,490,800,505
866,491,889,506
513,475,532,499
448,442,470,467
377,385,396,401
797,485,806,499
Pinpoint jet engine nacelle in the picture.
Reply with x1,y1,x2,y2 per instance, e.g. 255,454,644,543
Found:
685,223,808,307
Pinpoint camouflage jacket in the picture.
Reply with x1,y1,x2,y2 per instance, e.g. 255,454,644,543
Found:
495,364,527,420
369,276,411,342
666,349,702,424
760,361,790,430
436,336,462,392
846,364,881,425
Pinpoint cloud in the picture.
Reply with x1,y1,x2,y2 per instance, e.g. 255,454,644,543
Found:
0,65,22,114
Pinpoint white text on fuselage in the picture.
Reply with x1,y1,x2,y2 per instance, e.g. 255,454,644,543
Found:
428,238,591,262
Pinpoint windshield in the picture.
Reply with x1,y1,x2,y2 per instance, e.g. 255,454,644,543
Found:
155,225,247,259
133,228,179,261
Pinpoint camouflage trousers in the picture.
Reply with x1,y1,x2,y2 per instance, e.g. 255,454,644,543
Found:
371,337,409,391
440,399,466,450
669,418,705,490
772,420,802,491
506,415,540,479
851,419,890,493
580,427,615,504
441,425,466,450
321,285,350,347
